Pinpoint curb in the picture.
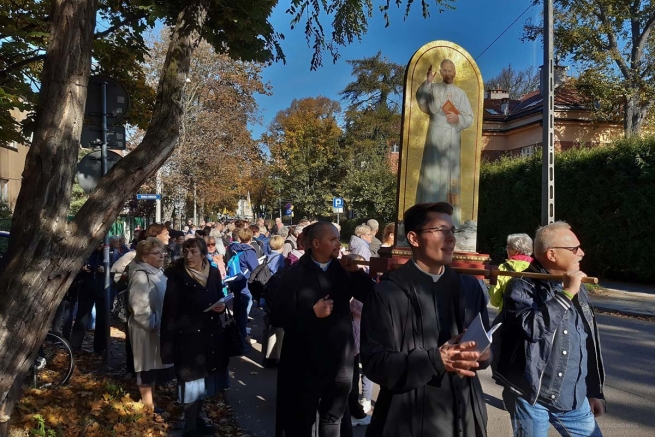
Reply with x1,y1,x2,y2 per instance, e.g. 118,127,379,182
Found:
590,303,655,319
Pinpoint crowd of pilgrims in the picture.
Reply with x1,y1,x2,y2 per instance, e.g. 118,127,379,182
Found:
47,201,606,437
49,217,393,436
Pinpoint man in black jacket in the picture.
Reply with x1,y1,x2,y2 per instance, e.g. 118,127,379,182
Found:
494,221,605,436
271,221,374,437
360,202,489,437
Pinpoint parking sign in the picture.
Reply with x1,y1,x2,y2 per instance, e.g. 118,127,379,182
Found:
333,197,344,214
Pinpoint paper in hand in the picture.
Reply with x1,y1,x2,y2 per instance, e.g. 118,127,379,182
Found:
203,293,234,312
460,313,502,355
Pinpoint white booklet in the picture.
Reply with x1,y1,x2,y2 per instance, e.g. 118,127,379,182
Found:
223,270,249,282
203,293,234,312
460,313,502,355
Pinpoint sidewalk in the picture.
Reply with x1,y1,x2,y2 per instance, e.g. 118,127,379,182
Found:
226,305,278,436
590,281,655,317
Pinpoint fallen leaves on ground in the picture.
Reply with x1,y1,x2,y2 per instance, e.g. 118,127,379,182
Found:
10,326,243,436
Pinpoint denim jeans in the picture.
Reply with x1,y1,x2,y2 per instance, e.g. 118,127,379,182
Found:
503,388,603,437
348,354,373,419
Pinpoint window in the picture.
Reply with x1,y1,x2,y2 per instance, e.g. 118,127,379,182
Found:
521,145,535,157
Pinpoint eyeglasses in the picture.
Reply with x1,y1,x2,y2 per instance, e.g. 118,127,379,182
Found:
207,243,216,247
148,251,163,256
551,246,581,253
416,227,462,237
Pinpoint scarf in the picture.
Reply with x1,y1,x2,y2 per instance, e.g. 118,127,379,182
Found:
185,259,210,287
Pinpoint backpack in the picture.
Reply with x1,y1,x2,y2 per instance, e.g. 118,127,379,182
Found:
284,238,296,251
115,271,130,293
251,238,264,258
112,269,150,323
248,257,272,302
225,250,243,280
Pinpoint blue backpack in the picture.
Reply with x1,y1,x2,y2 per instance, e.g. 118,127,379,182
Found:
225,250,243,280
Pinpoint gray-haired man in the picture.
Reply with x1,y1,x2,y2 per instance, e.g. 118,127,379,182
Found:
366,219,382,257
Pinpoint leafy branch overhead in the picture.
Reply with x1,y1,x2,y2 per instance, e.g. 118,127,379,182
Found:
288,0,454,69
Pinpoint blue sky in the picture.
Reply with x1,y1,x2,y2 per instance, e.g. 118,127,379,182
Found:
249,0,543,139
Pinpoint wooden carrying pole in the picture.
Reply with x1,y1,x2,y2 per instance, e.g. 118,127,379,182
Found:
352,260,598,284
452,267,599,284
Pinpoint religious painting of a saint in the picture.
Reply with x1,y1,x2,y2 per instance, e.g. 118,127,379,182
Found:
396,41,483,250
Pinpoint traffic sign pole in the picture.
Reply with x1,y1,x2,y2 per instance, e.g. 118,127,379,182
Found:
100,80,111,365
155,170,162,222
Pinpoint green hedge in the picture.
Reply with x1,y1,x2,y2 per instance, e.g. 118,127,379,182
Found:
478,136,655,283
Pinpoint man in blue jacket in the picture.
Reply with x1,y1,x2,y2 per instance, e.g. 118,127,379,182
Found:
494,221,605,436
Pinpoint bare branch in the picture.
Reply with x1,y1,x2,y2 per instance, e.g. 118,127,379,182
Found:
0,53,46,78
93,12,149,40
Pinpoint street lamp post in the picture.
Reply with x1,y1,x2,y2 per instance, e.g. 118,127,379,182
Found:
542,0,556,225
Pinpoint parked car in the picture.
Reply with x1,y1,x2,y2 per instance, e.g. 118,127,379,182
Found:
0,230,9,277
0,231,8,257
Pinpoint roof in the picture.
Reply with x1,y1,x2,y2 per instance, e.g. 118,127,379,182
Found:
483,80,586,122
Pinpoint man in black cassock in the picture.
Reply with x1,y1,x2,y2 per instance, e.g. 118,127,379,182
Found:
271,222,374,437
361,202,490,437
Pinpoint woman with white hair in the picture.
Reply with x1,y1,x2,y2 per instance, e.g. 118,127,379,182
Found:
348,224,373,261
489,233,534,311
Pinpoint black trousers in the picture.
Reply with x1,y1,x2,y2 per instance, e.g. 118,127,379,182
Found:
124,321,135,374
347,354,366,419
52,282,79,339
277,359,354,437
70,279,108,353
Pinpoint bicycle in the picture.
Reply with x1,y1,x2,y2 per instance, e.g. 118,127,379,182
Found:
29,331,75,388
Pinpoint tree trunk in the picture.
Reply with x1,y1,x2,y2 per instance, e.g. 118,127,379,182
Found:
0,1,98,432
0,0,210,433
624,93,648,137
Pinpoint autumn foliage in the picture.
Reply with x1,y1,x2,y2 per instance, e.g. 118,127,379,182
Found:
10,328,238,437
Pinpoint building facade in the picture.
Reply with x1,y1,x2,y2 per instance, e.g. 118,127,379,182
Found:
0,109,29,209
482,69,623,160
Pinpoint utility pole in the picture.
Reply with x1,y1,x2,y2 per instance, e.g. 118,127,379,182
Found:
100,80,111,365
542,0,555,225
193,181,197,226
155,169,162,223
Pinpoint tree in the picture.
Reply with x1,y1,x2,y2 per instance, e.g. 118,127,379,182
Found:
0,0,283,430
0,0,160,149
0,0,455,148
338,53,403,222
485,64,540,99
263,97,344,219
144,30,270,220
340,51,404,111
525,0,655,136
0,1,459,431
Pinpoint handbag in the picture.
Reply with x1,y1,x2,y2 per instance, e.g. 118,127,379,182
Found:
222,307,251,357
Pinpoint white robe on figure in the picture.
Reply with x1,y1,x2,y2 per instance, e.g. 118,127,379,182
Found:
415,80,473,225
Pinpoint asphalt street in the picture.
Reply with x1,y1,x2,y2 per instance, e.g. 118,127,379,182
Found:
227,306,655,437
